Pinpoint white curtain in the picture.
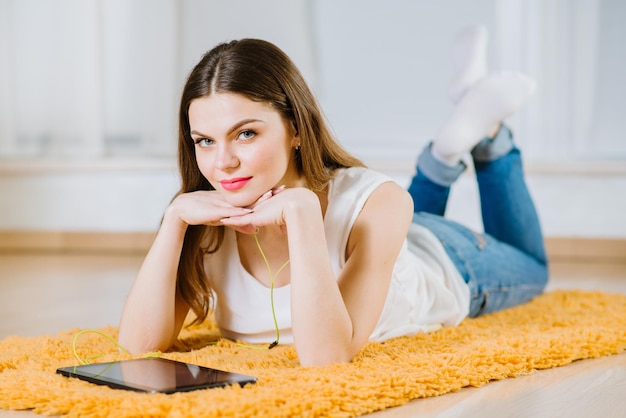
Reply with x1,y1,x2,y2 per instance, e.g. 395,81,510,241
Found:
1,0,624,163
0,0,178,158
495,0,626,161
0,0,315,160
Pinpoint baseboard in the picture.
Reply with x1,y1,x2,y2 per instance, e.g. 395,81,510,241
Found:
543,237,626,264
0,231,624,264
0,231,156,255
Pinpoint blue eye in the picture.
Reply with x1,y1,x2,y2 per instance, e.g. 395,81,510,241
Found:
194,138,213,147
238,130,256,140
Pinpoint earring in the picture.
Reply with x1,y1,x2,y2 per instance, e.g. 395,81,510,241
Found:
295,144,301,151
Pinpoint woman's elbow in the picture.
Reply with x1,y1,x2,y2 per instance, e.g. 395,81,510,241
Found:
118,329,174,355
297,344,360,367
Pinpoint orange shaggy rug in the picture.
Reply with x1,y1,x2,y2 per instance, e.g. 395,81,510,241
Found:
1,290,625,417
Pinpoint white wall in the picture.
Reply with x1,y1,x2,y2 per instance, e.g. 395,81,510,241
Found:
0,163,179,232
312,0,497,162
1,0,625,238
3,162,625,238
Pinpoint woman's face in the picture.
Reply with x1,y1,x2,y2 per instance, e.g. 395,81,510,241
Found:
188,93,301,207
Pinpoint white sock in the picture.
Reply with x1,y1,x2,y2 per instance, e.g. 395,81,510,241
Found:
448,24,488,104
432,71,536,165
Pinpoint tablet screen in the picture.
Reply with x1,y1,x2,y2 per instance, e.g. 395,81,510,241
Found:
57,358,257,393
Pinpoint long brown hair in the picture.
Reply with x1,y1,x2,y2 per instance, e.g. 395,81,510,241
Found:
176,38,364,323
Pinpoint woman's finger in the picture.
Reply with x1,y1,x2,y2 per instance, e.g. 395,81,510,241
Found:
271,185,287,195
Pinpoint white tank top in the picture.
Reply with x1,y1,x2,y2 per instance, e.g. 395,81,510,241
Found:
205,167,470,344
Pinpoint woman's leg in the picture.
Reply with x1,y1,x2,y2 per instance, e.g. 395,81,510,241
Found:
407,70,536,216
408,25,547,317
408,24,534,215
409,128,548,318
407,144,465,216
408,132,548,318
472,125,547,263
459,127,548,316
407,24,488,216
412,208,548,317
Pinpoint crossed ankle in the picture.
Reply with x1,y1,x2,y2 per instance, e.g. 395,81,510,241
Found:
471,125,514,162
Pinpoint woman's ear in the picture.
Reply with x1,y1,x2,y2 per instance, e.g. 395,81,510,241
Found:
290,123,300,148
291,136,300,150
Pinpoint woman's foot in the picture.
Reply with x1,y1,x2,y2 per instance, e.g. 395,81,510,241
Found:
432,71,536,166
448,24,488,104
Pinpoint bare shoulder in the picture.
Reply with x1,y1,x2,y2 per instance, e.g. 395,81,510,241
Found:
362,180,414,222
346,180,413,258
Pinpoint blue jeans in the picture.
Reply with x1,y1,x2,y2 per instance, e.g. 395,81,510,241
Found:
407,125,548,317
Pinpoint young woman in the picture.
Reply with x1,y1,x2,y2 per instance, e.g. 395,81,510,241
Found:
118,26,548,366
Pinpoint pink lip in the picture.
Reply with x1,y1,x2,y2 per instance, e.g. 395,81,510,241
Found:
220,177,252,191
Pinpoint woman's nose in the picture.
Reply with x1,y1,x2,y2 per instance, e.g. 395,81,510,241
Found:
215,144,239,169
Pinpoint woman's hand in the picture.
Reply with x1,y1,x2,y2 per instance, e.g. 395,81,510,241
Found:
218,186,314,234
166,190,254,233
167,186,299,234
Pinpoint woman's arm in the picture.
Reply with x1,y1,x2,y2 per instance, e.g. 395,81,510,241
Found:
220,182,413,365
118,209,190,354
118,191,254,354
288,182,413,365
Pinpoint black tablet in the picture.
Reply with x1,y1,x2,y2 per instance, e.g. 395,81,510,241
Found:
56,357,257,394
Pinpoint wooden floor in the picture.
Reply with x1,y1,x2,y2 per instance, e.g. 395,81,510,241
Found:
0,252,625,417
